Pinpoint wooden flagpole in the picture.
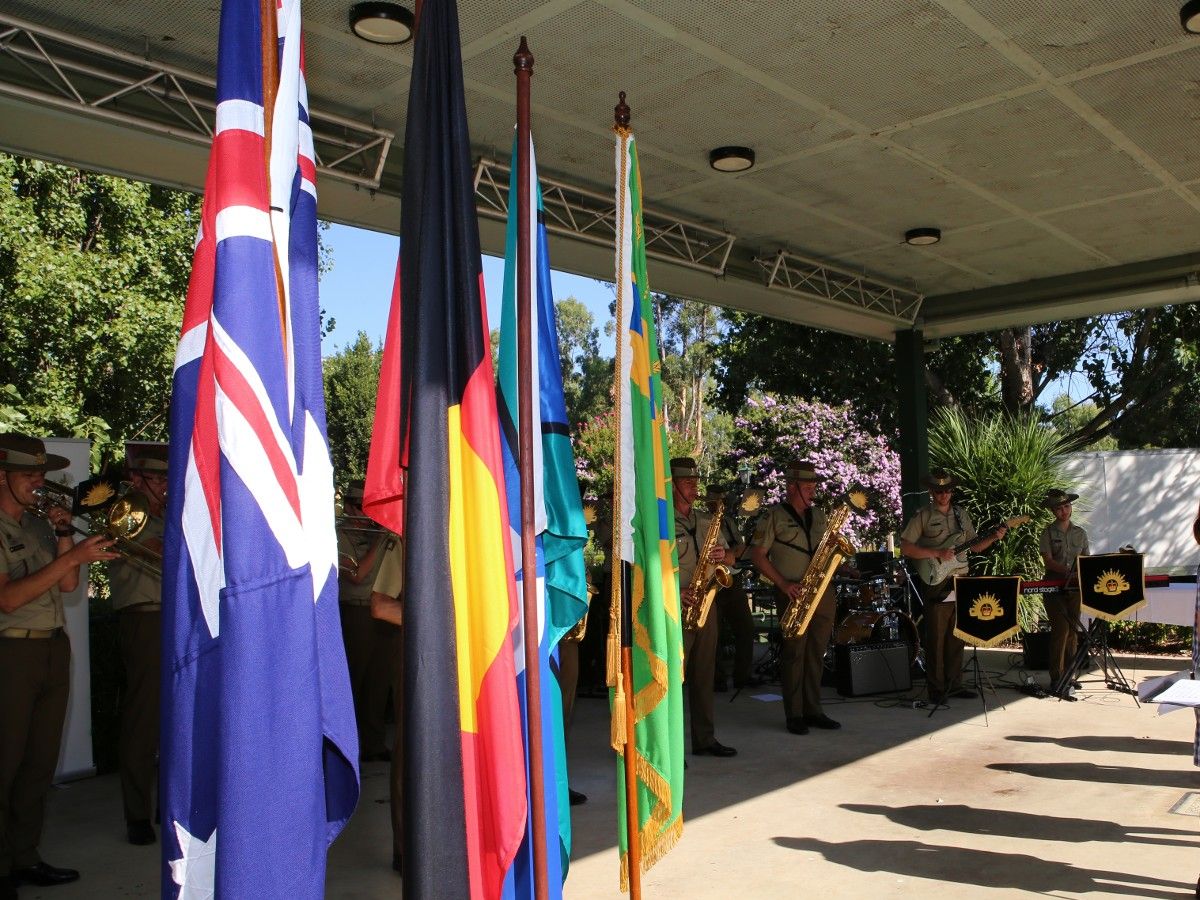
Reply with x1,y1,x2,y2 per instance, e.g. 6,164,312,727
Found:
614,90,643,900
514,35,549,900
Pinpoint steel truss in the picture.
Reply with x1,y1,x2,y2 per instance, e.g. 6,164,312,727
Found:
474,157,735,277
756,249,923,323
0,13,393,189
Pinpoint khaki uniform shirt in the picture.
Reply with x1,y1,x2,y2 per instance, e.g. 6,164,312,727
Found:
750,503,828,583
109,512,163,611
900,505,977,552
338,526,391,605
0,508,64,630
1040,522,1089,579
674,506,725,589
372,535,405,600
718,514,745,558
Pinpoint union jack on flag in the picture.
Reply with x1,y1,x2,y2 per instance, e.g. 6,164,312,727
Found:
161,1,359,897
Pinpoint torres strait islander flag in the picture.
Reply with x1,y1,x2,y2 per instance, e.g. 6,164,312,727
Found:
161,0,359,898
363,0,527,897
609,125,686,892
497,133,591,897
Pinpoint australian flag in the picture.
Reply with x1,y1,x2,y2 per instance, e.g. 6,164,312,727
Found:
160,1,359,897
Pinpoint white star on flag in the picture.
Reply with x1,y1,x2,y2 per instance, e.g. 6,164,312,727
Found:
170,821,216,900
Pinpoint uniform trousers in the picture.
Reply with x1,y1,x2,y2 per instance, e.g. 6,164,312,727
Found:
1045,590,1082,683
339,602,394,758
923,599,965,698
775,589,836,721
0,632,70,877
714,586,755,687
682,611,719,750
118,608,161,824
557,638,579,731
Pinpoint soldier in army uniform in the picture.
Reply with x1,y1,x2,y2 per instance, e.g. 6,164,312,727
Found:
337,480,393,762
704,486,757,693
1039,488,1089,691
0,434,118,898
369,535,405,875
900,469,1006,705
748,460,841,735
671,457,736,757
108,443,169,846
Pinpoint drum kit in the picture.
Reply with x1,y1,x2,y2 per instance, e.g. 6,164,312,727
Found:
831,556,922,664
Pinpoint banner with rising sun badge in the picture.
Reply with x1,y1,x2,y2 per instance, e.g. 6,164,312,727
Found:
952,576,1021,648
1078,551,1146,622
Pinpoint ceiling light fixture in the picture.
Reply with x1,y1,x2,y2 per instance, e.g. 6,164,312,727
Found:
1182,1,1200,33
709,146,755,173
904,227,941,246
350,2,415,45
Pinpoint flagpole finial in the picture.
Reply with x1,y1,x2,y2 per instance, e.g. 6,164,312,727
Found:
514,35,533,73
615,91,630,128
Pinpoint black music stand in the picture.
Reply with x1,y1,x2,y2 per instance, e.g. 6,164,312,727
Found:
1051,617,1137,702
928,577,1018,722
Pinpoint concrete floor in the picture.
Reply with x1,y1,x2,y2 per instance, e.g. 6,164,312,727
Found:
25,649,1200,899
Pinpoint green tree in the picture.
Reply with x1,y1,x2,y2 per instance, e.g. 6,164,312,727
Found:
322,331,381,483
0,153,199,466
554,296,611,428
655,293,725,459
928,408,1071,629
1047,394,1117,451
715,313,998,433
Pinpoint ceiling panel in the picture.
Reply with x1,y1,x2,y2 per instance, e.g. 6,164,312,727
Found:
745,140,1011,238
887,92,1161,212
1069,50,1200,185
935,219,1102,282
1040,190,1200,264
970,0,1193,78
638,0,1033,129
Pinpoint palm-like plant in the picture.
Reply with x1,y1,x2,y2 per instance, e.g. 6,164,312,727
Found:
929,408,1073,630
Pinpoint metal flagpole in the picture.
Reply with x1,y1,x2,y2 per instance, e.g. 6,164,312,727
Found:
514,35,549,900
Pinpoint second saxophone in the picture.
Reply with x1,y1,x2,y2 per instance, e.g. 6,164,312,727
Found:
683,497,733,630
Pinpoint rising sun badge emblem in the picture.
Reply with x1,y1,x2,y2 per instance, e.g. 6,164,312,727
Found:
80,481,116,508
1094,569,1131,596
969,593,1004,621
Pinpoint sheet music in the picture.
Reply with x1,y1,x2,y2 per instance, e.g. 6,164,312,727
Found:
1148,678,1200,707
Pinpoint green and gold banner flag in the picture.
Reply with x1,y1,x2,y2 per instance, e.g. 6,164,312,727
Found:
607,125,685,891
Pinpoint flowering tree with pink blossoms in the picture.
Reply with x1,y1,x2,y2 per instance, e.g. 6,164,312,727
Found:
720,393,902,547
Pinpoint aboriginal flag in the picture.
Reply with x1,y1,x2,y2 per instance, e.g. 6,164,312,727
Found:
363,0,527,896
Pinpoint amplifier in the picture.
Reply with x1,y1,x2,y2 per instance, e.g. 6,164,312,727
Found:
835,641,911,697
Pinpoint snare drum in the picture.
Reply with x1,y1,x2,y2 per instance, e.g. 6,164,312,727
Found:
833,609,919,662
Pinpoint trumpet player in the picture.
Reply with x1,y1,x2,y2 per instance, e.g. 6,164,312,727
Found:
109,443,168,846
0,433,118,896
749,460,841,735
337,480,394,763
671,457,736,758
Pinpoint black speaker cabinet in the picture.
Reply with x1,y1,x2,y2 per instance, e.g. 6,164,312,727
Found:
835,642,911,697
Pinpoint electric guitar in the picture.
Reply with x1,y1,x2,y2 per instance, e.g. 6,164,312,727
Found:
914,515,1030,588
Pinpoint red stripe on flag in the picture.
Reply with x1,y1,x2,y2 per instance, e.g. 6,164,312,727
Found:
212,340,302,519
461,651,529,899
192,345,223,551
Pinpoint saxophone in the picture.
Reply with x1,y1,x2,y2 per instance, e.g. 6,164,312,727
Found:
682,499,734,631
780,490,867,638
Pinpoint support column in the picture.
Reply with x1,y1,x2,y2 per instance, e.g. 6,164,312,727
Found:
895,327,928,522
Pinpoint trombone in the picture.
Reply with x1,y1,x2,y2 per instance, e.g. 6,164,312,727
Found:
33,482,162,574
